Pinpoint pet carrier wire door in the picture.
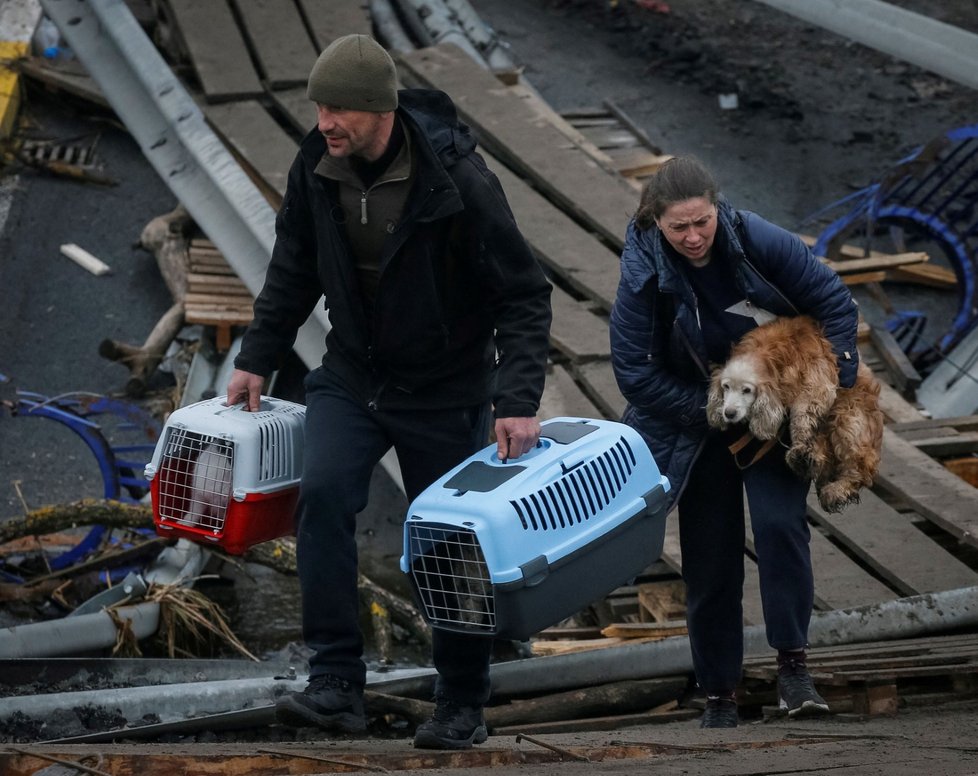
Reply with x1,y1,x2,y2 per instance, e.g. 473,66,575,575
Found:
401,417,670,640
145,395,305,554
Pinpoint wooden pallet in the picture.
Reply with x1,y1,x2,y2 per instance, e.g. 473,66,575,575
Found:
742,633,978,718
560,100,671,190
183,238,253,352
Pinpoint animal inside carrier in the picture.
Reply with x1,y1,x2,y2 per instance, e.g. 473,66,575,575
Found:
400,417,670,640
144,396,305,554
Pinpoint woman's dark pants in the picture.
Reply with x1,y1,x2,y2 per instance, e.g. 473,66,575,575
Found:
678,431,813,694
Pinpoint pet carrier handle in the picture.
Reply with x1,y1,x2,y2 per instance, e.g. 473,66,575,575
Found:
219,397,276,414
492,438,551,465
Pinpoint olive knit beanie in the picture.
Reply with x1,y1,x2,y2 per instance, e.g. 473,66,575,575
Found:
307,34,398,112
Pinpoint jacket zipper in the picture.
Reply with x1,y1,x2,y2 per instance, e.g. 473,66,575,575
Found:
739,256,800,315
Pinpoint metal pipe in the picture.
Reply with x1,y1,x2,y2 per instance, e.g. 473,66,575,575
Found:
388,0,435,49
753,0,978,91
398,0,486,65
442,0,518,72
370,0,416,55
488,586,978,696
0,540,205,658
0,603,161,659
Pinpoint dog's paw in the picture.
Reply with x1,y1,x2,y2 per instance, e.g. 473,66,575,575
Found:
817,482,860,514
785,444,814,478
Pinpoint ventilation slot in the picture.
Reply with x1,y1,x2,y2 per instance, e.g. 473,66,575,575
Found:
259,417,290,482
509,436,636,531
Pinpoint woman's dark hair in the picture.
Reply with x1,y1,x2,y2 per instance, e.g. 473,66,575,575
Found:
636,156,718,230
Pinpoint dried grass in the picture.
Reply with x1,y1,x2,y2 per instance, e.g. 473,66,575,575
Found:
109,575,258,661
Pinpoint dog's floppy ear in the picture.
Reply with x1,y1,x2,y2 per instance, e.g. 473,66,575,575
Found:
748,380,785,439
706,367,727,429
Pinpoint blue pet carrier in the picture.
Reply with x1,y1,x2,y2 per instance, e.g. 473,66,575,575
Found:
400,417,670,640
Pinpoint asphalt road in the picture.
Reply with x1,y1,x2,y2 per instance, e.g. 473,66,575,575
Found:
0,90,175,519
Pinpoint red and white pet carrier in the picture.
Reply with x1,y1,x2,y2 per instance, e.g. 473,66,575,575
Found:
144,396,305,554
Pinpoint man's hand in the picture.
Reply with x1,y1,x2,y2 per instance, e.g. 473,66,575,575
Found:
495,416,541,462
226,369,265,412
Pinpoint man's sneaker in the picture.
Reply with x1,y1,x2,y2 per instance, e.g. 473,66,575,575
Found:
275,674,367,732
700,695,739,728
414,698,488,750
778,661,830,717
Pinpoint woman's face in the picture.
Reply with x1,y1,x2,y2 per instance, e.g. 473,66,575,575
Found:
655,197,718,266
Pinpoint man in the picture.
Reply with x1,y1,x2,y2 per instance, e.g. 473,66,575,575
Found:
226,34,552,750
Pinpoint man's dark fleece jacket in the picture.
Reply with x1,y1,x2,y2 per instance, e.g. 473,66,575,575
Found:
234,89,552,418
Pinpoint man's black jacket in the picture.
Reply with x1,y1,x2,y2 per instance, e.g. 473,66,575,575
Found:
234,88,552,417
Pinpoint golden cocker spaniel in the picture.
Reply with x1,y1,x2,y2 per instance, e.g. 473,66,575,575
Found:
706,315,884,513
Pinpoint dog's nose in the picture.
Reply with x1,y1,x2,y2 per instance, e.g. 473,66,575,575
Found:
724,408,738,420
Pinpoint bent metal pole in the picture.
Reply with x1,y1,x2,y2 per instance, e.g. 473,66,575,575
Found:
489,586,978,696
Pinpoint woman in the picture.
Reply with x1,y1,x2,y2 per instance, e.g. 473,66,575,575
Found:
610,156,858,727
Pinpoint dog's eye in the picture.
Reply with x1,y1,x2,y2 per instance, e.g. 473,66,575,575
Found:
742,386,753,396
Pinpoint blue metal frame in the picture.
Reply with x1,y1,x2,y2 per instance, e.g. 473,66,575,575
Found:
1,375,161,573
806,124,978,372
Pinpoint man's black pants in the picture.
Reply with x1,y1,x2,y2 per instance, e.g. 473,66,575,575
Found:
296,366,494,706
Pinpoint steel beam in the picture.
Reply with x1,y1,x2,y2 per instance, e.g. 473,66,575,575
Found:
753,0,978,91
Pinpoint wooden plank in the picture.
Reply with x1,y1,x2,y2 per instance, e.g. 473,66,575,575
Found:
505,81,619,173
549,287,611,363
397,45,638,251
572,360,625,420
744,633,978,666
891,415,978,434
877,380,926,423
904,432,978,457
205,100,298,199
577,125,643,148
185,292,252,307
637,580,686,622
187,273,250,291
840,271,887,286
807,489,978,596
296,0,372,51
232,0,317,88
875,428,978,548
600,621,688,639
185,308,253,323
486,155,620,311
887,262,957,288
823,252,928,274
808,526,896,609
746,504,894,611
268,86,316,134
539,363,604,421
869,325,922,396
19,58,110,109
604,99,664,154
602,145,671,177
167,0,263,102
